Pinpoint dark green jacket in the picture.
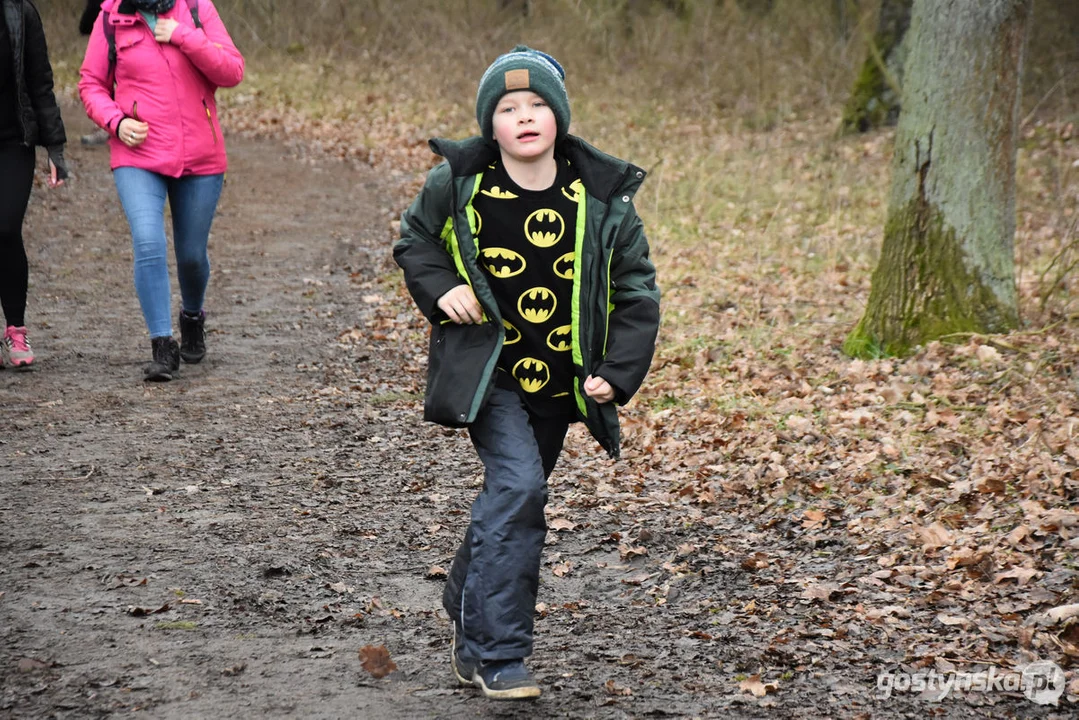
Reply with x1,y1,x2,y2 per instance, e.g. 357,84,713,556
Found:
394,135,660,458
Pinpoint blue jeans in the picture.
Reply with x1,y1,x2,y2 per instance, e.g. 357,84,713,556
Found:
443,386,569,662
113,168,224,338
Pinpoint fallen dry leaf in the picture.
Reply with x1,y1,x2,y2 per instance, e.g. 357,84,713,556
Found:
622,572,655,586
1046,604,1079,624
802,509,827,529
918,522,955,550
738,674,778,697
802,583,839,602
127,602,171,617
358,645,397,679
993,567,1039,586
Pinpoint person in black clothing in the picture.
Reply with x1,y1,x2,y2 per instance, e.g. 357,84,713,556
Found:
79,0,103,35
0,0,68,370
77,0,108,145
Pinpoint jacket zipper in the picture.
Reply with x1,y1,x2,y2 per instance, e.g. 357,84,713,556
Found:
453,175,503,423
202,100,218,145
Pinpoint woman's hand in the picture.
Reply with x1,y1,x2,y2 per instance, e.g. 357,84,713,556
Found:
437,285,483,324
584,375,615,404
154,18,179,44
118,118,149,148
46,160,64,188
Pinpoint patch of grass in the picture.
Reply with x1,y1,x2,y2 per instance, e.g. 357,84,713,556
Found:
368,391,422,406
649,394,688,410
155,621,198,631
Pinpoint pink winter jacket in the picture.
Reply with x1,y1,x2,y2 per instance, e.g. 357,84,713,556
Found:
78,0,244,177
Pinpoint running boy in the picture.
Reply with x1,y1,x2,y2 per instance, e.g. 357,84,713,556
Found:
393,45,660,700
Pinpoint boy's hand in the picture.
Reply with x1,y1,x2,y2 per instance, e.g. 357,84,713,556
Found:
437,285,483,324
584,375,615,404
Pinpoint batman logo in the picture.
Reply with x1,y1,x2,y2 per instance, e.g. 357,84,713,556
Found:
517,287,557,324
546,324,572,352
561,178,583,203
481,247,526,278
502,319,521,345
524,209,564,248
553,252,575,280
512,357,550,393
481,185,519,199
468,207,483,237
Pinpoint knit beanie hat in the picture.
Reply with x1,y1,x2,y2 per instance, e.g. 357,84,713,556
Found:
476,45,571,144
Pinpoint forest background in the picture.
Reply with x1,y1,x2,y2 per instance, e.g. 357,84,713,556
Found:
30,0,1079,706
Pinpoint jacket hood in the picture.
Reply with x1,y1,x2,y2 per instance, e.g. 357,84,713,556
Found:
428,135,646,203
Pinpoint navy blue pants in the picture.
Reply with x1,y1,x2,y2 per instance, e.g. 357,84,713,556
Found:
443,386,568,662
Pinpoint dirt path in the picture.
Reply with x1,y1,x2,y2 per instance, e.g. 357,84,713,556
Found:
1,105,1058,720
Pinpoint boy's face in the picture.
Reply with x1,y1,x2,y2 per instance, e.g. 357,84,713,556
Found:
491,91,557,163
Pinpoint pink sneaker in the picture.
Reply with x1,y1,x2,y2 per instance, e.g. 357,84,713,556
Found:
3,326,34,369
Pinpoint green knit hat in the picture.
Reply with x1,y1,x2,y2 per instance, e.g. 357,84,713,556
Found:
476,45,571,144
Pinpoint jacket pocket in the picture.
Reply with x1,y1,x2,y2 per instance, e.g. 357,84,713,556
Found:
201,100,218,145
117,35,144,52
424,321,497,427
112,34,145,88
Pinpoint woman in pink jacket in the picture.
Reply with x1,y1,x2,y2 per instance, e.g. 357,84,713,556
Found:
79,0,243,381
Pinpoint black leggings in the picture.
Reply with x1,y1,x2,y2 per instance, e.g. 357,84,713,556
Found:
0,142,35,328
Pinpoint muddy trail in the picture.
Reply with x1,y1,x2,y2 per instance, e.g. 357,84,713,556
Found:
0,104,1062,720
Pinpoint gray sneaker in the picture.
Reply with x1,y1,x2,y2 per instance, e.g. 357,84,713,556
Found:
472,659,541,700
80,128,110,146
450,622,477,686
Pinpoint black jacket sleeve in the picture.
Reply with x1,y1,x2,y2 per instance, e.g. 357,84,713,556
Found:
24,1,67,175
79,0,102,35
593,206,660,403
393,163,468,321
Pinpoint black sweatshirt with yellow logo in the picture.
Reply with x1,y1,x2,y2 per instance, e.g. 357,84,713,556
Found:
474,158,580,418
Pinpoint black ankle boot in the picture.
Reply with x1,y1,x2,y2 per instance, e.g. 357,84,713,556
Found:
145,336,181,381
178,310,206,364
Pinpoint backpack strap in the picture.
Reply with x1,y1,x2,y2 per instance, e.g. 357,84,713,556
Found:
103,11,117,96
183,0,202,29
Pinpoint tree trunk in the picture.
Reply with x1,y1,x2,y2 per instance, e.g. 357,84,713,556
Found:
839,0,912,134
844,0,1030,358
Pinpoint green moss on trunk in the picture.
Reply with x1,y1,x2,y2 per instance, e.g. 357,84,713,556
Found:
840,33,897,134
843,199,1018,358
840,0,912,135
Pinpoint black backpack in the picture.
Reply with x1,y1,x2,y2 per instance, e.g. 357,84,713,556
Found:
102,0,202,91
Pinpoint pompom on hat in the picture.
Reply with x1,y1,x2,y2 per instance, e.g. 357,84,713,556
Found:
475,45,571,144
